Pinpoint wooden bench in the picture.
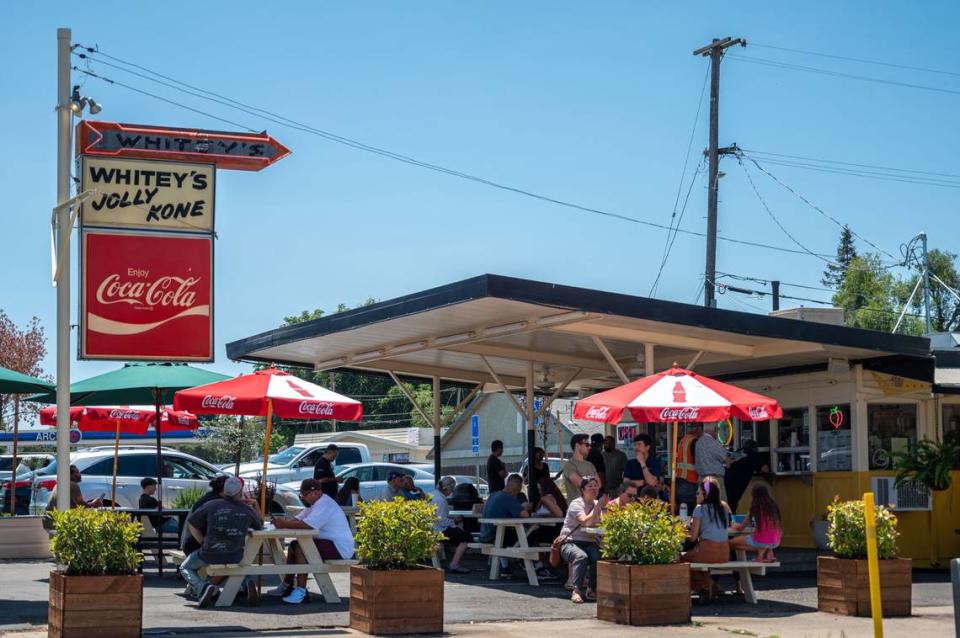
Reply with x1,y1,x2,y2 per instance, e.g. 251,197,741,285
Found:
688,560,780,604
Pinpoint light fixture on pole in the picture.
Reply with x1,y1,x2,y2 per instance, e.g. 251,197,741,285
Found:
69,84,102,115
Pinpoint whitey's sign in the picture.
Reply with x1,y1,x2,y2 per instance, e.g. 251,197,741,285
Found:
80,157,215,232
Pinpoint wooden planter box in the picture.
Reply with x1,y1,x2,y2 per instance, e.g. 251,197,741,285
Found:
597,561,691,626
817,556,911,617
49,572,142,638
349,565,443,635
0,516,51,559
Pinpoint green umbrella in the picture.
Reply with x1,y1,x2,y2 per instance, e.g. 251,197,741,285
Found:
1,365,53,515
31,362,229,575
0,365,54,394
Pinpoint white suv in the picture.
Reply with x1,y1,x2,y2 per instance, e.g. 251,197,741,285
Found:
232,443,370,486
30,446,225,512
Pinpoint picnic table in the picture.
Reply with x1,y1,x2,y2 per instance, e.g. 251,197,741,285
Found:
582,523,776,604
113,507,190,576
204,527,356,607
283,504,359,533
479,516,564,586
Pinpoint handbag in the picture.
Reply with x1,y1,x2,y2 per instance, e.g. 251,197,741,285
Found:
549,521,582,568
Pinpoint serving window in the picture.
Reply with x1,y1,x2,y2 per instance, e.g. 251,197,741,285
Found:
868,404,918,471
816,404,852,471
775,408,810,474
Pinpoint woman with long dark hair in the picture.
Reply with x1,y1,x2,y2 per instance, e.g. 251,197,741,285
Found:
681,476,732,600
730,484,782,562
335,476,362,506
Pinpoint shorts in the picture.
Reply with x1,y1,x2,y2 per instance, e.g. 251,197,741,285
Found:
292,538,344,560
745,535,778,549
441,526,472,545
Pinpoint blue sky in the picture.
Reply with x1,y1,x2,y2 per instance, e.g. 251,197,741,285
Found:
2,2,958,383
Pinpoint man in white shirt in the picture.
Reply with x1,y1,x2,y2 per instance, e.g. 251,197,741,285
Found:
431,477,471,573
271,479,355,604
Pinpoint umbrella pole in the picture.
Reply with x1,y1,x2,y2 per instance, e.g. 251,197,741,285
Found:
153,388,165,577
112,420,120,509
259,399,273,515
235,416,244,476
10,397,19,516
670,420,679,515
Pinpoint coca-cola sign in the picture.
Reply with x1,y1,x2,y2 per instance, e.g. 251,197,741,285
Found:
80,231,213,361
201,395,236,410
747,406,769,420
298,401,335,416
658,406,701,421
584,406,611,421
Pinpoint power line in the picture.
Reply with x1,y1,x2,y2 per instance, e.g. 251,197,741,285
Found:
727,54,960,97
740,156,960,190
743,149,960,181
650,66,709,297
740,153,901,262
650,160,704,296
70,52,836,261
737,156,835,265
749,43,960,79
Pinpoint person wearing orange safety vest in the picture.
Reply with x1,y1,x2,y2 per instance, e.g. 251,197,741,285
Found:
675,425,701,516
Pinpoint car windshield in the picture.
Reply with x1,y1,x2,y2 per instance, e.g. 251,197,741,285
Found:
270,446,305,466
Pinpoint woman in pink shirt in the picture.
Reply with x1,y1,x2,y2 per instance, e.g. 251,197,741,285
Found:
730,484,782,562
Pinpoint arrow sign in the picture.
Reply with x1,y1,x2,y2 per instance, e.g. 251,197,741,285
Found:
76,121,291,171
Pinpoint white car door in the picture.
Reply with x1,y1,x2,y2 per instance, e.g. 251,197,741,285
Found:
290,448,324,484
113,453,160,508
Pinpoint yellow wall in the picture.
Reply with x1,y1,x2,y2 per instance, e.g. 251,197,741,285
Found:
742,471,960,567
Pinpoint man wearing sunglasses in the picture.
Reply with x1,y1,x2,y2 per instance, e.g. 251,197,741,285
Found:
270,479,354,604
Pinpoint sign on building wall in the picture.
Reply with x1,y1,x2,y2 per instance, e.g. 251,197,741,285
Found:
79,230,213,361
80,157,215,232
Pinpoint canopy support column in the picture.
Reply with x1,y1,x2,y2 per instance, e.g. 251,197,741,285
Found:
526,361,537,504
432,376,442,480
592,336,630,384
687,350,704,370
645,343,655,376
387,371,435,426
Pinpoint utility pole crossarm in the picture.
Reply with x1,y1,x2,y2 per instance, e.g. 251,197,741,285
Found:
693,37,746,310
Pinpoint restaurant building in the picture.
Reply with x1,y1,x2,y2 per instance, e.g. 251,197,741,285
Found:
227,274,958,566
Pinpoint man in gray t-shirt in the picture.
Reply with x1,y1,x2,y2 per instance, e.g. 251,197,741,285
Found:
181,477,261,607
695,423,730,500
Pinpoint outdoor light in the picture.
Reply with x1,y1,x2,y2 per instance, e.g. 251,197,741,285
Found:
67,84,103,116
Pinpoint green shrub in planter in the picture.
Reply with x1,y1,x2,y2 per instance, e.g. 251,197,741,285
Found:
355,498,444,570
50,508,142,575
598,499,687,564
826,498,898,560
171,486,206,510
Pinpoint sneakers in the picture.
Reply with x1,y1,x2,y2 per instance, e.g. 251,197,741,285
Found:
282,587,308,605
447,565,470,574
266,583,292,597
197,584,219,608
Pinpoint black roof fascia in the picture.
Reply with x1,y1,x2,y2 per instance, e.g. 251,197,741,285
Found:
856,354,935,382
226,274,931,362
934,350,960,368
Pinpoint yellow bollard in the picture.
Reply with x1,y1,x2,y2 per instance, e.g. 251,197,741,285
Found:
863,493,884,638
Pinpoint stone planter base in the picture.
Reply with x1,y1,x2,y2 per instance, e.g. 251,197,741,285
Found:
48,572,143,638
817,556,911,617
0,516,51,559
597,561,691,626
349,565,443,635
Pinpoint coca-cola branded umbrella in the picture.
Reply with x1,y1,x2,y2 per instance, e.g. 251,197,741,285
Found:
40,405,198,506
174,367,362,510
574,365,782,512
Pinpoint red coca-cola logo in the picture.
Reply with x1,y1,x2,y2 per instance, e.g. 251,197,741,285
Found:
747,406,769,419
201,395,236,409
108,409,141,420
96,273,201,309
298,401,335,416
659,406,700,421
584,406,611,420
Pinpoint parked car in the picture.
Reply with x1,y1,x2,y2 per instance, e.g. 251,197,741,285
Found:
324,462,435,502
231,443,370,485
0,454,51,481
517,456,563,481
29,446,227,512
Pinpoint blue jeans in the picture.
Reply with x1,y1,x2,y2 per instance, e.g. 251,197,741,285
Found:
559,540,599,591
180,550,209,592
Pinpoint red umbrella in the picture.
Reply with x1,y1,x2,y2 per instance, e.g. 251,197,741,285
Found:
173,366,362,510
574,365,782,512
40,405,198,505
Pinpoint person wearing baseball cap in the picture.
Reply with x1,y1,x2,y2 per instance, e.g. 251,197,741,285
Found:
270,478,354,604
182,477,262,608
380,470,406,501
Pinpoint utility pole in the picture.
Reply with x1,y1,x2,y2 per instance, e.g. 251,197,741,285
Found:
771,280,780,312
921,232,933,334
54,27,72,511
694,37,746,309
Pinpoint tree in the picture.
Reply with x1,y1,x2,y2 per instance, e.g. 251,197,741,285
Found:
822,225,858,290
191,415,286,465
831,254,923,335
0,311,49,427
906,249,960,332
